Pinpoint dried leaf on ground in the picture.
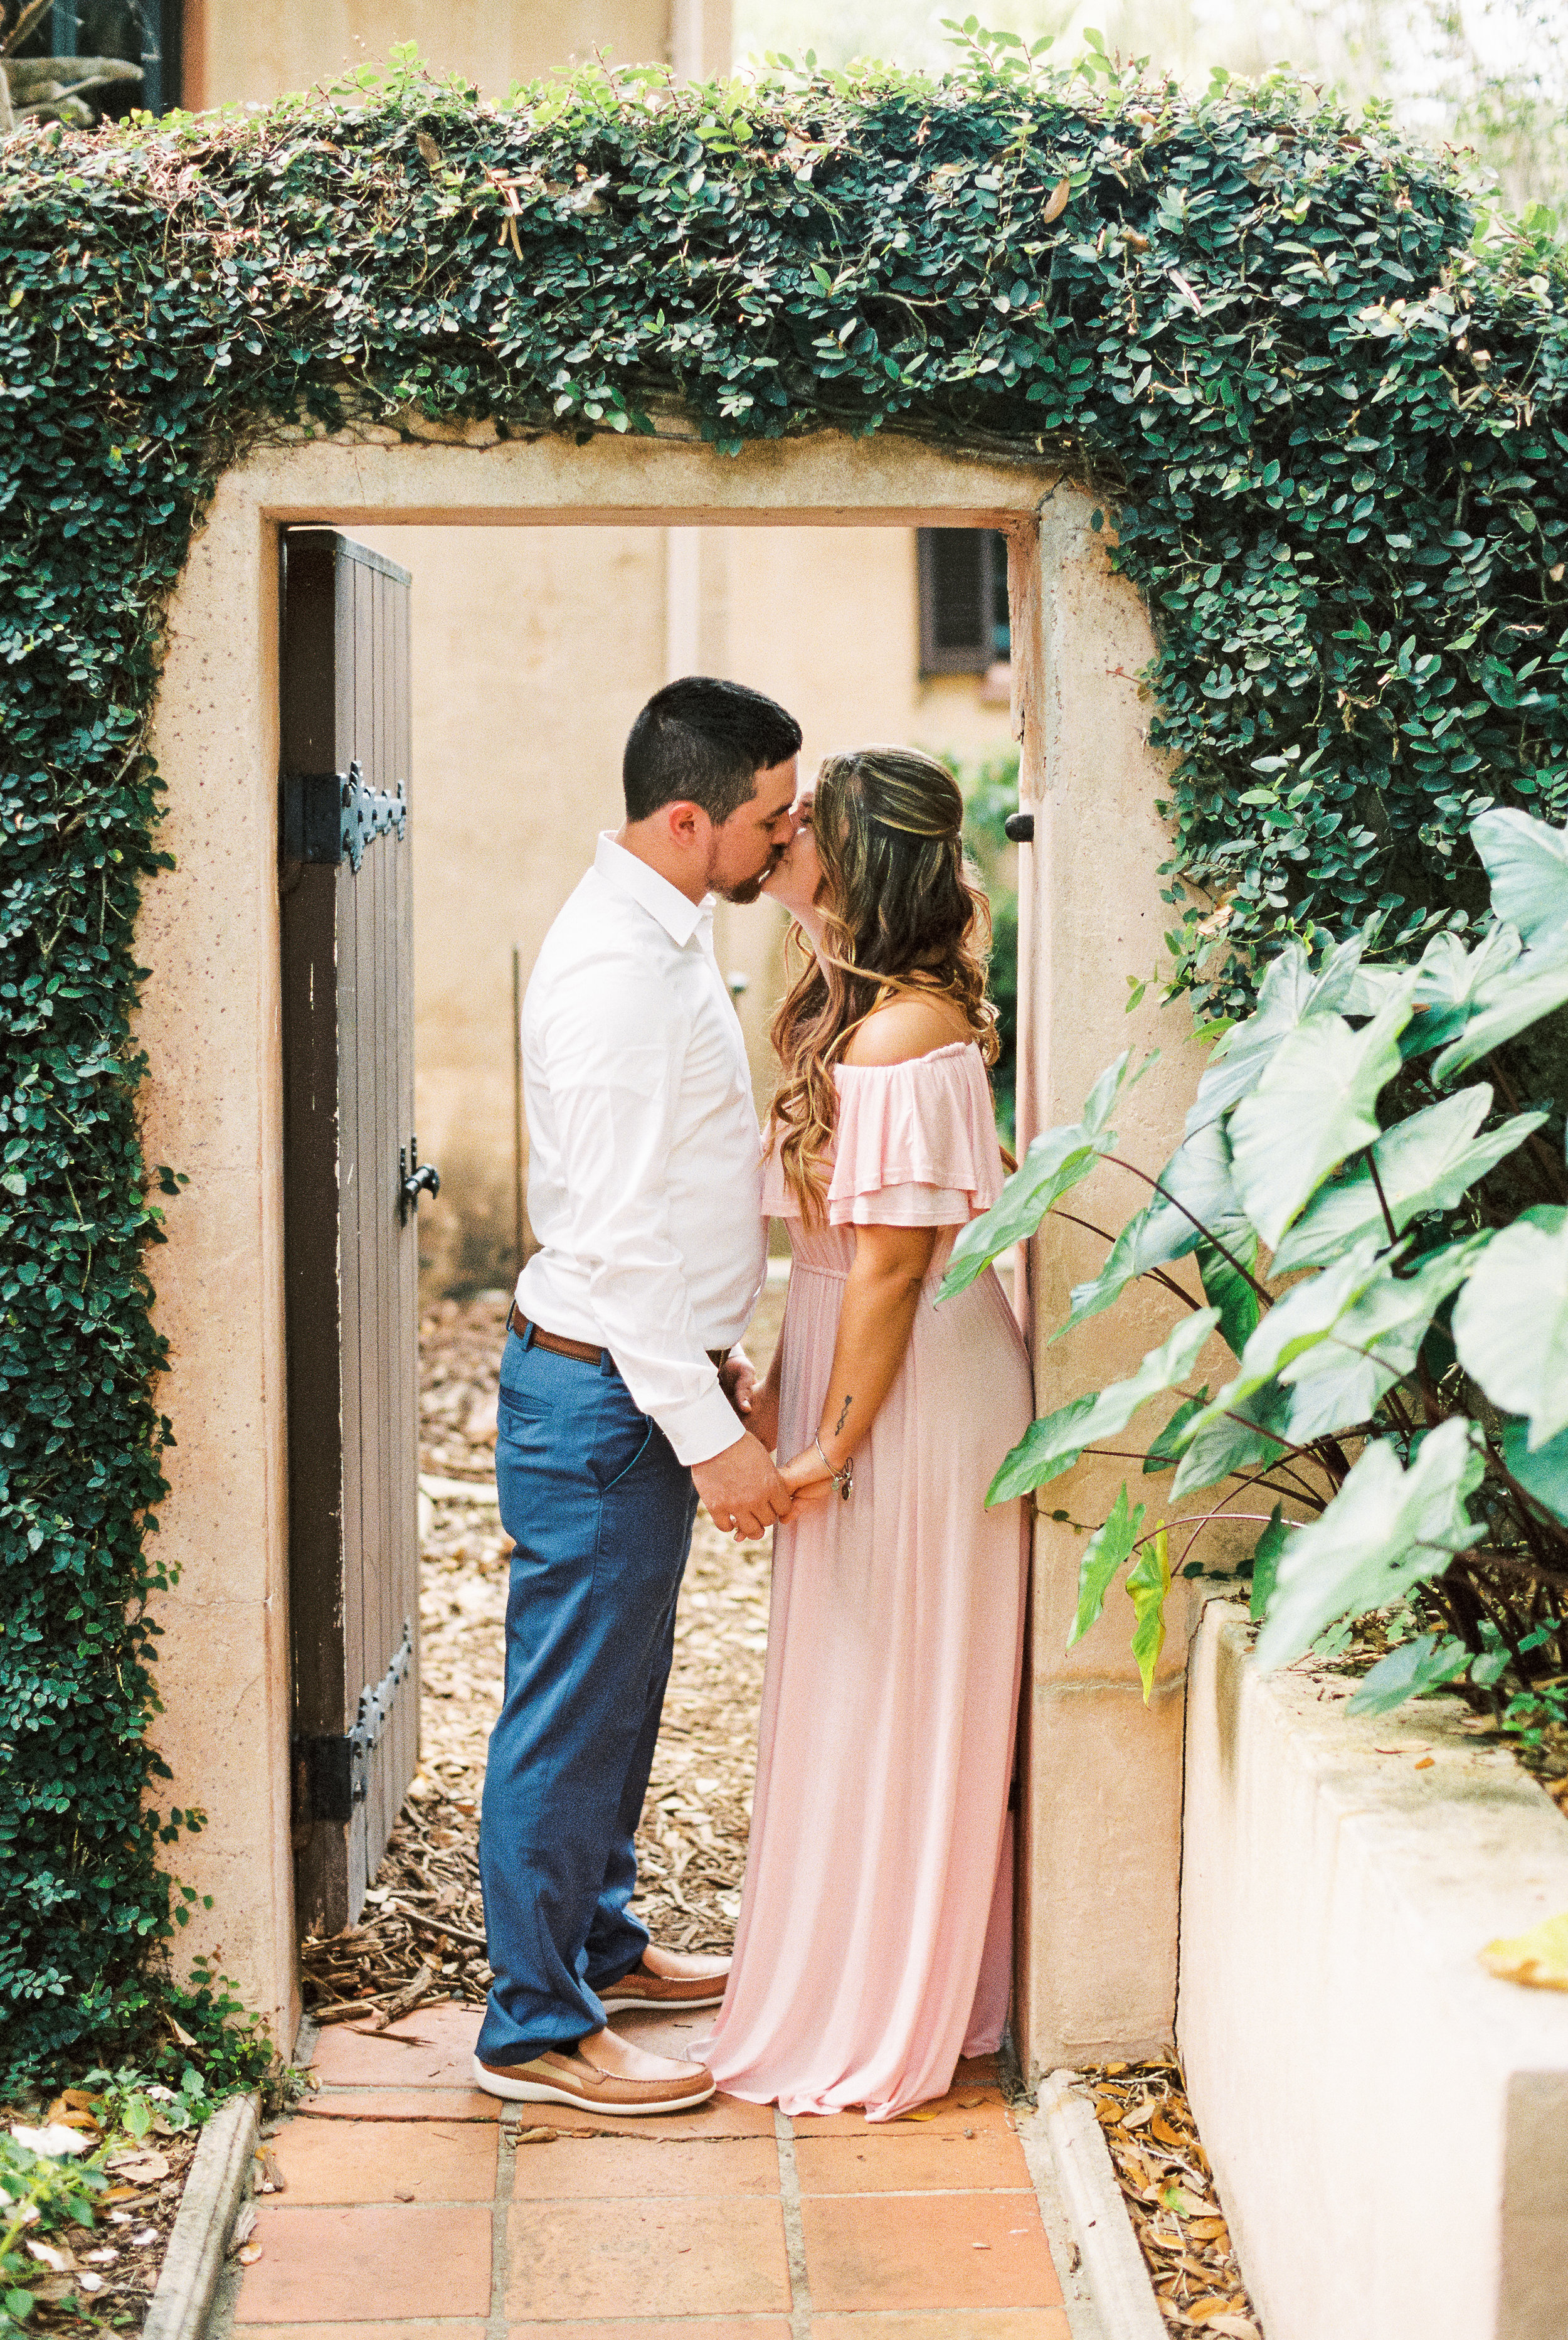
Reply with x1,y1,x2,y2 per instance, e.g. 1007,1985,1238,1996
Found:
1082,2059,1261,2340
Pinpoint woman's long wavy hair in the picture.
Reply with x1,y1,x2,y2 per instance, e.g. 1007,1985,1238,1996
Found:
768,746,999,1223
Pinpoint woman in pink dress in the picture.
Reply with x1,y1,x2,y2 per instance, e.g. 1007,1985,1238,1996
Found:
702,746,1032,2120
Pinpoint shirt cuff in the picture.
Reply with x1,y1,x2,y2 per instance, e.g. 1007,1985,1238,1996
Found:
659,1381,745,1468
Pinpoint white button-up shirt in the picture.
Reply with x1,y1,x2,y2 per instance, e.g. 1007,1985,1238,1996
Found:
512,833,766,1466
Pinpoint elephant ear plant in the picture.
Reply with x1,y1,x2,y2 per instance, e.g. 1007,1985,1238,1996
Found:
942,807,1568,1721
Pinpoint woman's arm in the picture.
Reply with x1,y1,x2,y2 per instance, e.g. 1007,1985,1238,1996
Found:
778,1217,937,1504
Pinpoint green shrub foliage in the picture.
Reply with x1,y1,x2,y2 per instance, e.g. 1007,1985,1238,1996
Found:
2,33,1565,2075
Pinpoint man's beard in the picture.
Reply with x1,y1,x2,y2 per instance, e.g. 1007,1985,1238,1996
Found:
709,845,785,906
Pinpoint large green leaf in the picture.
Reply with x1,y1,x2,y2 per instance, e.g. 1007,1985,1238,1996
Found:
1229,981,1416,1248
1398,923,1523,1058
1066,1481,1146,1647
1270,1088,1546,1274
1429,957,1568,1085
1471,807,1568,955
1196,1232,1262,1356
1452,1206,1568,1449
1249,1504,1288,1623
940,1051,1132,1300
1169,1378,1296,1501
1277,1238,1488,1444
1180,1234,1388,1425
1344,1631,1471,1717
1253,1418,1486,1668
1126,1525,1172,1703
1056,1122,1254,1344
1184,937,1365,1135
986,1308,1219,1503
1501,1416,1568,1528
1143,1388,1208,1473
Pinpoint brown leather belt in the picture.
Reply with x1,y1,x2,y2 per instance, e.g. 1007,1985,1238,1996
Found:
507,1303,728,1371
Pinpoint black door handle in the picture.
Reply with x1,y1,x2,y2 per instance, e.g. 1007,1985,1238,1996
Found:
399,1139,441,1224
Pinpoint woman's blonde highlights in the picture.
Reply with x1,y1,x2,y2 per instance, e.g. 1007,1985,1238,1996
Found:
768,747,999,1223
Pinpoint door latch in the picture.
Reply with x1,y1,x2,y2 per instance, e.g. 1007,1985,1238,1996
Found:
400,1136,441,1224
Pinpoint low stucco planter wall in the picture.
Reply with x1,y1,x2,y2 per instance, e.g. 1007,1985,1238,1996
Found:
1179,1603,1568,2340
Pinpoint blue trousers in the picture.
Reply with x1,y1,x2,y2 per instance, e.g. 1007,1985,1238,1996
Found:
475,1325,700,2066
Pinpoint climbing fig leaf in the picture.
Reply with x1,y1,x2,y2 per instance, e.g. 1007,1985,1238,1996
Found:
1126,1526,1172,1703
1066,1481,1145,1647
1254,1419,1486,1669
1229,982,1416,1248
1452,1208,1568,1449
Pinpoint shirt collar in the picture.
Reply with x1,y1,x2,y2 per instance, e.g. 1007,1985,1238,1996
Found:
595,832,712,949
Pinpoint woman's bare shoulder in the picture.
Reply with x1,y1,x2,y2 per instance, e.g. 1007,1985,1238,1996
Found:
842,993,973,1067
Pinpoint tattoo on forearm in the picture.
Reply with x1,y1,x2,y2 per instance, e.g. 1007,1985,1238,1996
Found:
834,1394,852,1437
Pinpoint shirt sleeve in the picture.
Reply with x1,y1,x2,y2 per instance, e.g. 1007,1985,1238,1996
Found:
539,960,742,1467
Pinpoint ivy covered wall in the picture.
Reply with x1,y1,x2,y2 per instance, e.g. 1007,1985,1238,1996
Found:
1,36,1564,2078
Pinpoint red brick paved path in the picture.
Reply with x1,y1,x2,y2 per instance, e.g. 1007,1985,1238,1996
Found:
235,2002,1068,2335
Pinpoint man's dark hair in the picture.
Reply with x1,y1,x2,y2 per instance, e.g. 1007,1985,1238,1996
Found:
623,676,803,825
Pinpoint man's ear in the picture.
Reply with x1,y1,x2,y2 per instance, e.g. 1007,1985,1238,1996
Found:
664,799,706,849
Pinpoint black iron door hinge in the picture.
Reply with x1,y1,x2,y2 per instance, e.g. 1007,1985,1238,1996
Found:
292,1620,414,1828
283,760,408,873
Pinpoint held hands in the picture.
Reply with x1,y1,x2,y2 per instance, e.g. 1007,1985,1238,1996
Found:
777,1447,835,1512
692,1431,794,1543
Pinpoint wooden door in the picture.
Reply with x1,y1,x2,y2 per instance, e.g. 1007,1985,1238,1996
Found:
280,528,425,1939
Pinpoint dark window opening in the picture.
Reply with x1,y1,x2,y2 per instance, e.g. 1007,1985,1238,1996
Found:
918,528,1011,676
2,0,181,123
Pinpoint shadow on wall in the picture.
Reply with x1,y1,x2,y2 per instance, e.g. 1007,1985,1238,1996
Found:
418,1141,521,1302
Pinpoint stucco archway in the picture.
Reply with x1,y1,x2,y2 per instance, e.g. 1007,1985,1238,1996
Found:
142,423,1207,2076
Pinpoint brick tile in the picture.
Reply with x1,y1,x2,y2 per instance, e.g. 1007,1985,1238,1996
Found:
793,2127,1032,2194
507,2326,790,2339
531,2091,775,2139
310,2005,485,2091
813,2317,1071,2339
802,2191,1062,2312
250,2326,482,2340
272,2119,497,2204
512,2136,777,2199
506,2196,790,2320
299,2090,498,2122
234,2203,491,2323
789,2084,1014,2139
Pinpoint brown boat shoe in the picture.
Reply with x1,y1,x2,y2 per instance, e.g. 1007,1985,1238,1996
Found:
599,1949,732,2013
472,2031,715,2115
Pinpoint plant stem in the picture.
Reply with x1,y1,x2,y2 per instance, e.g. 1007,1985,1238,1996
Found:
1103,1157,1274,1304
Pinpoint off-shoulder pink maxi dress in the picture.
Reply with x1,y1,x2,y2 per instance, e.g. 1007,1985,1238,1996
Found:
702,1043,1033,2120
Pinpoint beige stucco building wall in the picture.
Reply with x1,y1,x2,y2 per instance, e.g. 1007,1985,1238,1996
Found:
182,0,731,112
347,522,1016,1290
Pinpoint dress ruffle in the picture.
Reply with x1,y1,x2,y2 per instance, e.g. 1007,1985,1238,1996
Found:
760,1041,1005,1228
